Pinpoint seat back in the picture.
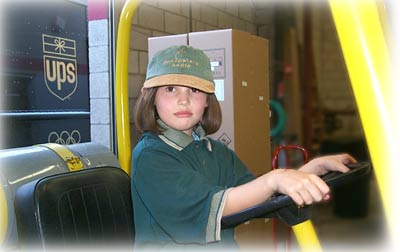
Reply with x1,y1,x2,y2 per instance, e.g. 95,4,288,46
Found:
14,167,134,250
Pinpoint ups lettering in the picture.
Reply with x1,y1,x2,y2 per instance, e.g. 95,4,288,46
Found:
45,59,76,90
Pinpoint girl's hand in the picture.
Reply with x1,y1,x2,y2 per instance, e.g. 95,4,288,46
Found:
299,154,357,176
265,169,331,206
264,154,356,206
223,154,357,215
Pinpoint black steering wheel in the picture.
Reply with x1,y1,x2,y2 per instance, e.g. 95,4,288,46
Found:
221,161,371,229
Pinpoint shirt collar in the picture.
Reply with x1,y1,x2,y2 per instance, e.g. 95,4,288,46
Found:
157,119,212,151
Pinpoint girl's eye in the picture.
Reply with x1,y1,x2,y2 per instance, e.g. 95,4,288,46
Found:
165,86,175,92
191,88,200,93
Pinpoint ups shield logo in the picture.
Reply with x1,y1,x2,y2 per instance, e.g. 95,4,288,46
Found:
42,34,77,101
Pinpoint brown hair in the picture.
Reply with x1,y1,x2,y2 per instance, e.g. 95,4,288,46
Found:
133,87,222,135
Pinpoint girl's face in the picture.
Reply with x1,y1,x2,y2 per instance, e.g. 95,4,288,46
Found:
154,85,208,135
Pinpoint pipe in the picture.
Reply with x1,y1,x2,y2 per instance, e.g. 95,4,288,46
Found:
329,0,397,248
0,184,7,245
292,220,322,252
115,0,141,175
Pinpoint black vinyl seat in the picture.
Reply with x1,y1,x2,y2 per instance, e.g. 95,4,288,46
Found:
14,167,134,251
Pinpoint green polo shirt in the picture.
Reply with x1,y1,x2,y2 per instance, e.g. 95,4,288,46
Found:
131,121,255,251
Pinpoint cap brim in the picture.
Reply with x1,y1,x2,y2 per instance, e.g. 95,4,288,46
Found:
143,74,215,93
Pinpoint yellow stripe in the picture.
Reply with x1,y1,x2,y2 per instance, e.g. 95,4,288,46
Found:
115,0,141,176
329,0,397,243
292,220,322,252
39,143,83,171
0,184,7,246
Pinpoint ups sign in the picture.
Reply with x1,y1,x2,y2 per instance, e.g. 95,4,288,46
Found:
43,34,77,101
1,0,90,150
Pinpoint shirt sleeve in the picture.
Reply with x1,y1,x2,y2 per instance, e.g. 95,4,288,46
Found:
132,147,227,245
211,139,256,187
206,187,234,242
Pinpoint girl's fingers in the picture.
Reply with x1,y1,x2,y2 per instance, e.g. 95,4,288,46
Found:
301,176,329,205
297,188,313,205
274,169,332,206
289,192,304,206
341,154,357,164
309,175,330,200
299,153,357,175
289,175,330,206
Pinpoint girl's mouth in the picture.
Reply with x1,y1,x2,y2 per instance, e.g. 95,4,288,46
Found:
174,111,192,118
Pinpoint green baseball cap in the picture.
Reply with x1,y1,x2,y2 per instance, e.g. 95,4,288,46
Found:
143,45,215,93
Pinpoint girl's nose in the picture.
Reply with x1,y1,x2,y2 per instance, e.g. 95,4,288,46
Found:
177,89,190,106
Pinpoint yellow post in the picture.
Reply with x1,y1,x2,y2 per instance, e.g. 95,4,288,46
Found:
0,184,7,246
115,0,141,175
292,220,322,252
329,0,398,248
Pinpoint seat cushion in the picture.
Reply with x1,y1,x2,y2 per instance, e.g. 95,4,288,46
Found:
14,167,134,250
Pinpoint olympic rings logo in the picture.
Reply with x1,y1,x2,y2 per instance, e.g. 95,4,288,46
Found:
48,130,81,145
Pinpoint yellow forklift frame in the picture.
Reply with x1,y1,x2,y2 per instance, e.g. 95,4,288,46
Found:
115,0,397,250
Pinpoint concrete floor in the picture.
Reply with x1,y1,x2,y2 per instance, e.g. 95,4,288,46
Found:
236,171,389,252
311,172,388,252
230,144,385,251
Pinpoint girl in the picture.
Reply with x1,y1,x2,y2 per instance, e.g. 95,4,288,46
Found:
131,45,355,251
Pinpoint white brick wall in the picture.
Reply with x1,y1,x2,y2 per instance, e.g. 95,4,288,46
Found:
165,12,188,34
88,0,360,149
218,11,233,29
130,29,150,51
89,0,274,149
88,46,109,72
312,5,362,138
129,0,262,84
88,19,108,46
138,5,164,31
90,98,110,124
89,72,109,98
200,5,218,26
125,0,265,146
88,19,112,149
